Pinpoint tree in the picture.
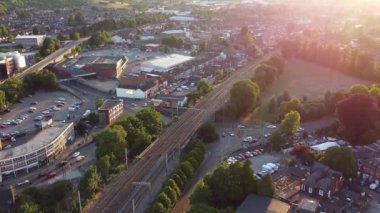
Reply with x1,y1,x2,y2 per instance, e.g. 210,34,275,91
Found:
190,181,212,205
70,32,81,40
163,186,177,206
167,179,181,197
230,80,260,117
87,112,99,125
135,108,162,136
204,161,257,208
95,99,104,109
320,147,357,178
96,125,127,162
19,201,40,213
280,111,301,136
197,79,212,96
189,203,221,213
97,155,111,181
268,131,286,151
32,26,39,35
0,90,7,112
197,122,218,143
151,202,166,213
267,96,277,113
156,192,171,209
349,84,369,95
0,78,23,102
280,98,302,117
79,165,101,203
23,69,59,91
257,174,275,197
89,31,111,46
199,40,208,52
336,94,379,144
39,37,60,57
179,161,195,179
118,116,152,157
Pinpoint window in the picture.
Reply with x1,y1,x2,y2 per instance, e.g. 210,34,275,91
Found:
308,187,313,194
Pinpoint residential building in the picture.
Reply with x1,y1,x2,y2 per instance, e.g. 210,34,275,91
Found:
0,123,74,178
360,157,380,182
236,194,290,213
300,163,344,199
98,100,124,125
82,56,128,79
169,16,198,23
116,74,163,99
15,35,46,47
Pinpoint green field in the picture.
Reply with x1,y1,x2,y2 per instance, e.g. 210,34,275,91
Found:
253,58,373,122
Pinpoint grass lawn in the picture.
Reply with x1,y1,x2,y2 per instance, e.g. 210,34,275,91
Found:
253,58,373,122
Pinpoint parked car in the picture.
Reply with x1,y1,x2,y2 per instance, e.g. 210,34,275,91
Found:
0,124,6,129
46,172,57,179
30,102,38,105
72,152,81,158
17,180,31,186
76,155,85,162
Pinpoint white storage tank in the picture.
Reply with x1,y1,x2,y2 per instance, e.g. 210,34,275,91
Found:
13,52,26,69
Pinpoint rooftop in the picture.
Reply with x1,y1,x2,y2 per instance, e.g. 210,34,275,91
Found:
155,94,187,101
0,123,72,160
169,16,197,22
161,29,186,34
310,141,340,152
15,35,46,39
236,194,290,213
92,57,124,64
140,54,194,71
99,100,123,111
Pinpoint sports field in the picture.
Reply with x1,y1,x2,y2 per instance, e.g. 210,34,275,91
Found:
253,58,373,122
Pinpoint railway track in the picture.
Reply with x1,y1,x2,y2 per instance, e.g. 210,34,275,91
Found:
89,54,272,213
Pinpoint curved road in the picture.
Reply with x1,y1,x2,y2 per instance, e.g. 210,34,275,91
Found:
88,54,273,213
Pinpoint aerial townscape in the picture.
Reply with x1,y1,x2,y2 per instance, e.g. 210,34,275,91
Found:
0,0,380,213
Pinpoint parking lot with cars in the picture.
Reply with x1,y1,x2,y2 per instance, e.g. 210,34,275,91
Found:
0,91,84,150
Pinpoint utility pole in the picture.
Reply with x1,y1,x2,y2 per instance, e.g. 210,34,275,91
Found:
78,190,82,213
165,152,169,173
132,199,136,213
125,148,128,169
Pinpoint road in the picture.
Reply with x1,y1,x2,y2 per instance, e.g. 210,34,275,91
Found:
88,54,273,213
11,37,89,81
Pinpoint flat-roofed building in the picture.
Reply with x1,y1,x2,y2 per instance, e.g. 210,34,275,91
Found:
98,100,124,125
0,122,74,178
140,54,194,73
161,29,189,38
15,35,46,47
82,56,128,79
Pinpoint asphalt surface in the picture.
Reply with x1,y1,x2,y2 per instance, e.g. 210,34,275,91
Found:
88,53,274,213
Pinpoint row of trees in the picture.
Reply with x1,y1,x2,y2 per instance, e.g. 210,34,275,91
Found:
80,108,162,205
189,161,274,212
281,37,380,81
150,141,205,213
252,55,285,90
0,25,12,42
0,69,58,112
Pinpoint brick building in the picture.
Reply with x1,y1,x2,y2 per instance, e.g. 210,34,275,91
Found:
98,100,124,125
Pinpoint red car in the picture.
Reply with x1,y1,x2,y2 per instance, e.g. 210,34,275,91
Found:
46,172,57,180
0,124,6,128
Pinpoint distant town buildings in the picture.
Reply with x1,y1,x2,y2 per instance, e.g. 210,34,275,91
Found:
116,74,167,99
0,51,27,79
140,54,194,73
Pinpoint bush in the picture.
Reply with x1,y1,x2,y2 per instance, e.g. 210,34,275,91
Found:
197,122,218,143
